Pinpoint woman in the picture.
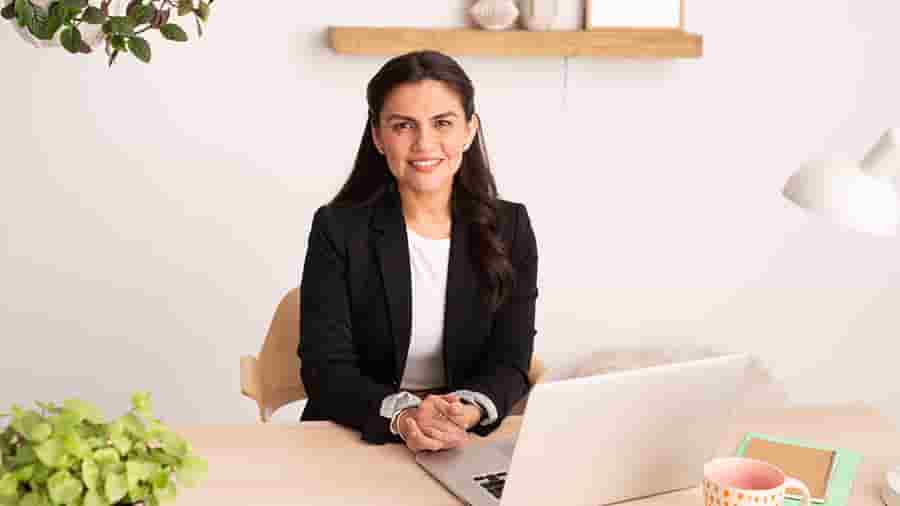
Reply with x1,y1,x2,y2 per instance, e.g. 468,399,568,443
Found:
299,50,538,452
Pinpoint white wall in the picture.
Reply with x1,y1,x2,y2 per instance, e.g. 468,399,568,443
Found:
2,0,900,426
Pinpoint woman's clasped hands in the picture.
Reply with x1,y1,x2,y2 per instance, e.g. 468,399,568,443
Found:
396,394,483,452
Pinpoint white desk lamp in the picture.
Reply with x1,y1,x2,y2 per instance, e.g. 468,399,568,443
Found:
783,128,900,236
782,128,900,505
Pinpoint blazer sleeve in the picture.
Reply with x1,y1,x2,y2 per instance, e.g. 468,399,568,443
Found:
299,206,398,444
459,203,538,437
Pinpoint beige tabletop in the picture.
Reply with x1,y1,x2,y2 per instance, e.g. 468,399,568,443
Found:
173,403,899,506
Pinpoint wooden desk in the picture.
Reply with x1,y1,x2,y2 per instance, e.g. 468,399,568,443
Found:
173,404,898,505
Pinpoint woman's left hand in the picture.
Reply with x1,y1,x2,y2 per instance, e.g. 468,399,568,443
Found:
436,394,482,431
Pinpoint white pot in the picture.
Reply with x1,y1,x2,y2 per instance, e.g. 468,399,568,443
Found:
519,0,558,31
469,0,519,31
4,0,127,48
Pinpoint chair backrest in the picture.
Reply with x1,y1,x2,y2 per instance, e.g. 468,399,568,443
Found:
240,287,547,422
240,287,306,422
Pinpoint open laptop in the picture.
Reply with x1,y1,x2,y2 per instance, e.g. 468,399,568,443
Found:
416,353,751,506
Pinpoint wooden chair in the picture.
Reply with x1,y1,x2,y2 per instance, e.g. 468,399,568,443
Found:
240,287,546,422
240,288,306,422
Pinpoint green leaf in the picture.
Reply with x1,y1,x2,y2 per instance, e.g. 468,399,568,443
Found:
29,423,52,442
18,492,51,506
128,482,150,502
62,400,105,425
110,435,131,455
11,410,43,440
129,3,154,25
47,470,83,505
104,472,127,504
194,0,207,21
27,4,63,40
0,473,18,497
152,478,176,502
51,410,80,437
87,489,111,506
30,461,52,485
82,6,105,23
120,413,145,438
131,393,153,418
34,438,65,468
81,459,99,491
14,465,34,481
159,22,186,41
59,0,86,8
15,0,34,27
92,448,119,466
83,489,109,506
62,433,91,459
159,432,187,458
175,456,207,487
1,3,15,20
7,445,36,468
126,460,155,493
105,15,134,34
60,26,82,54
176,0,191,16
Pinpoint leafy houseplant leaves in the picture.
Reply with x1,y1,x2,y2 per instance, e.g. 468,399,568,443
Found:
60,26,82,54
46,470,83,505
1,3,15,20
129,4,154,25
159,22,186,42
81,460,99,491
82,6,106,24
14,0,34,28
62,400,105,425
60,0,88,9
34,438,65,468
83,489,109,506
1,394,207,504
176,0,191,16
103,472,127,504
104,16,134,35
195,0,208,21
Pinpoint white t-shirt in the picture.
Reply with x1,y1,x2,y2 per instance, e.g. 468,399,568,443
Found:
400,226,450,390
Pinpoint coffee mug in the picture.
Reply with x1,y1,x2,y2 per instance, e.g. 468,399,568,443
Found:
704,457,811,506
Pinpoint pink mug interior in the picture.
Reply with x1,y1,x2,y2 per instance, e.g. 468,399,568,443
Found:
705,458,785,491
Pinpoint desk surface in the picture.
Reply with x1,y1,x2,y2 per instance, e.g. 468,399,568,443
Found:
173,403,898,506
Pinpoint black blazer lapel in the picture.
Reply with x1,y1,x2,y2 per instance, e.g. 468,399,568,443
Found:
442,218,480,387
372,192,412,384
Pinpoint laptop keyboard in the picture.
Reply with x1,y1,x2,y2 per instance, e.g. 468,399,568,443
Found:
474,472,507,499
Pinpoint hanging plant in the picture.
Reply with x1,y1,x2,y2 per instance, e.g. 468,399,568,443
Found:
1,0,213,66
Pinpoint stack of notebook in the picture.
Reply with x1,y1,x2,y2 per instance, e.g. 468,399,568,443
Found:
736,432,863,506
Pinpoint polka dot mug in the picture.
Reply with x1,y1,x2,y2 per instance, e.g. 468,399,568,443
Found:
704,457,811,506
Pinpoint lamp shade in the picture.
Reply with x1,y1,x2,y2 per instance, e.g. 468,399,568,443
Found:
782,159,900,236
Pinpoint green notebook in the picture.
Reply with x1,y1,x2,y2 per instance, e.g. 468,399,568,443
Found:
735,432,863,506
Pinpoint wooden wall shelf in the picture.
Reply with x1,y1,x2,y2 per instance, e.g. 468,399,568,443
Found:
328,27,702,58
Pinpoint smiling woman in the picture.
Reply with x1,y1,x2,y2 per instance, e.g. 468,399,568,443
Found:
298,51,539,453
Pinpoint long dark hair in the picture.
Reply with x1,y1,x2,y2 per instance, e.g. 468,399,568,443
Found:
332,50,514,312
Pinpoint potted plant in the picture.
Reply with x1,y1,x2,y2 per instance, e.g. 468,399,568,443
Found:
1,0,213,65
0,392,208,506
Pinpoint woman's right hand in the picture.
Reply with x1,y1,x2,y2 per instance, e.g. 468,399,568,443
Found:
398,395,469,452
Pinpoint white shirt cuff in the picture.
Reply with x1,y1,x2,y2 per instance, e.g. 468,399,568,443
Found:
450,390,499,426
380,391,422,421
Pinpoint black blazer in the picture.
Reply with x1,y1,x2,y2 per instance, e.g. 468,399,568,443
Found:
299,189,538,444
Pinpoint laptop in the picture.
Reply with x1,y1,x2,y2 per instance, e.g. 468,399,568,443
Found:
416,353,751,506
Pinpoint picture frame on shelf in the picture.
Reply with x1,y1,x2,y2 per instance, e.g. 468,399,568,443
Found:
585,0,684,30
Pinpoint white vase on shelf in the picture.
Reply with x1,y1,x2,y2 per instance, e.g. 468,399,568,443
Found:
519,0,558,31
469,0,519,31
